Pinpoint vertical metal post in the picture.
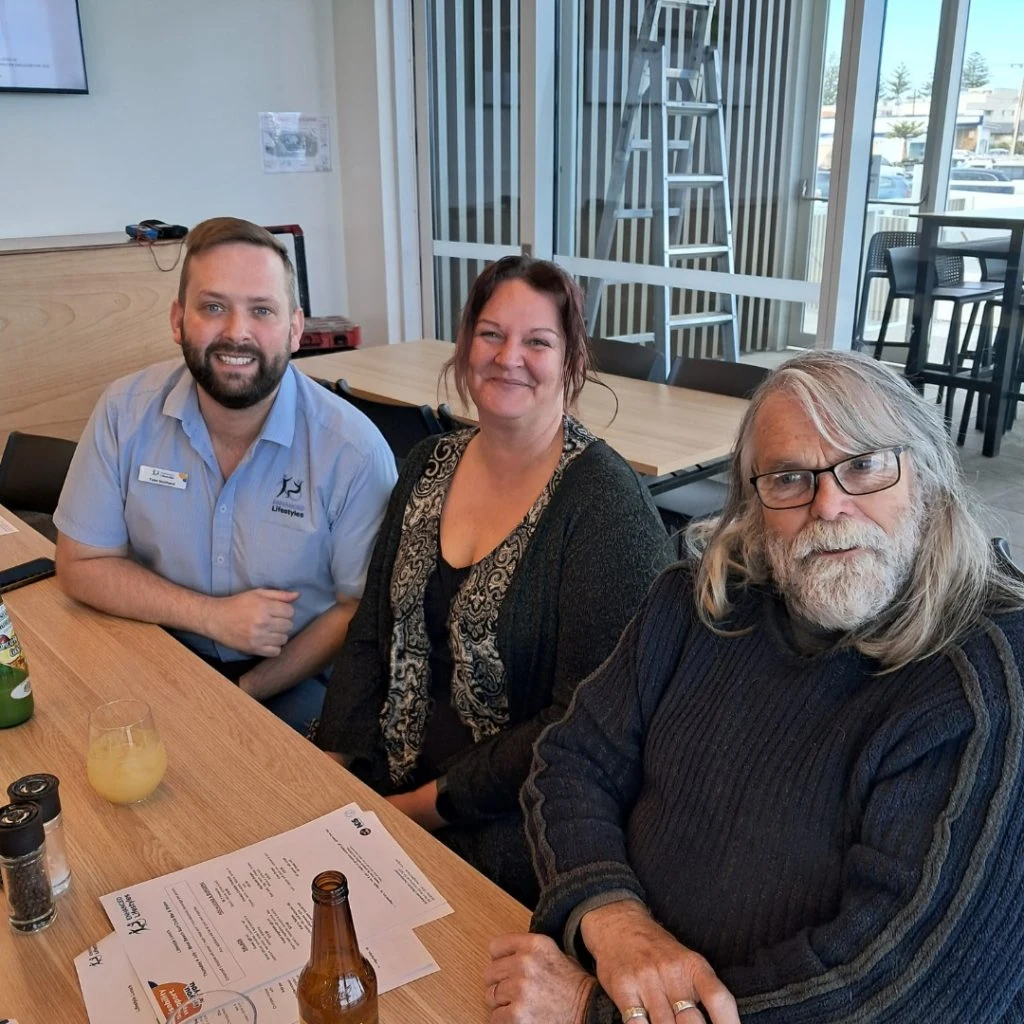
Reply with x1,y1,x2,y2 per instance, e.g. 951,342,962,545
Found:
919,0,971,215
555,0,580,257
813,0,886,351
520,0,557,258
650,45,670,374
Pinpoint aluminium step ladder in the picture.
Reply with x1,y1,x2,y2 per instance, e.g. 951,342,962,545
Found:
583,0,739,372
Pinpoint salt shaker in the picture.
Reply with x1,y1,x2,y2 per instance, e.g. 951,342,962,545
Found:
0,802,56,933
7,774,70,895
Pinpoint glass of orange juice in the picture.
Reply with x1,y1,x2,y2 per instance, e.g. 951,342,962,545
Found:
87,699,167,804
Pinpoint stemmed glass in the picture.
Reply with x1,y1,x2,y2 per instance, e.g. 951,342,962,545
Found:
86,699,167,804
164,989,258,1023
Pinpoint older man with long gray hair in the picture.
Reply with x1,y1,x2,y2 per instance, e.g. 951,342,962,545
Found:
484,350,1024,1024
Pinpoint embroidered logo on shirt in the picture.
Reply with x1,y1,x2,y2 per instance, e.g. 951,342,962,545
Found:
276,475,302,499
271,474,306,519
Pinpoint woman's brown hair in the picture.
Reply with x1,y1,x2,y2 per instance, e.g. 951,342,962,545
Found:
446,255,593,409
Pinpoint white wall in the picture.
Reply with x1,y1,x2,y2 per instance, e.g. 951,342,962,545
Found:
333,0,422,345
0,0,348,316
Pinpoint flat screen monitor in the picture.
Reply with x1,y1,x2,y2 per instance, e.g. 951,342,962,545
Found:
0,0,88,93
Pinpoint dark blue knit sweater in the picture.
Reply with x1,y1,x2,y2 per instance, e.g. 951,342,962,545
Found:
525,565,1024,1022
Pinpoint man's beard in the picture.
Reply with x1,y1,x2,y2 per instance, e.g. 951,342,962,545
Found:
763,512,922,633
181,333,290,410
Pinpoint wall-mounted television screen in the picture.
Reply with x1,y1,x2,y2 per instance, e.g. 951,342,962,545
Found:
0,0,88,93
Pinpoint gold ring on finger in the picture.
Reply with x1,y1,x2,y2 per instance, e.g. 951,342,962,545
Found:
622,1008,649,1023
672,1000,699,1015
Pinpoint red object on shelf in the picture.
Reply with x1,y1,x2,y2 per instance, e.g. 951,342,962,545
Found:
299,315,362,352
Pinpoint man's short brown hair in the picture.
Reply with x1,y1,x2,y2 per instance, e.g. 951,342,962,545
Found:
178,217,298,312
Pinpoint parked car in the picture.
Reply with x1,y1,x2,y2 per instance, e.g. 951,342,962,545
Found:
991,160,1024,183
814,168,912,201
948,167,1015,195
950,167,1011,181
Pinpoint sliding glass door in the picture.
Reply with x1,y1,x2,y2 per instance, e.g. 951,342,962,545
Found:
413,0,991,357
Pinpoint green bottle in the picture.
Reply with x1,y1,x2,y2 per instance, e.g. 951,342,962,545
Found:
0,598,33,728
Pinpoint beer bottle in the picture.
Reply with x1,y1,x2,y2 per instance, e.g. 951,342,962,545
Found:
0,596,32,729
297,870,378,1024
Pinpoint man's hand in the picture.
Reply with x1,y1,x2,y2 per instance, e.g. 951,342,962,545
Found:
207,589,299,656
386,782,445,832
485,934,595,1024
580,901,738,1024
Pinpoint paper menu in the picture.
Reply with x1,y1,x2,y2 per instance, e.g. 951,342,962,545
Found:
74,934,159,1023
97,804,450,1023
76,928,439,1024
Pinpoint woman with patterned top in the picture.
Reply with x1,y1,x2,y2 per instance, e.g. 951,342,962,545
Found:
314,256,673,905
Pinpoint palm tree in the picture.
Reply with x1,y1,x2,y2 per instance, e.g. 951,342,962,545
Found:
887,121,926,163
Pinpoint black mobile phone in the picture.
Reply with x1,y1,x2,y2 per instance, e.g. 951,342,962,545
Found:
0,557,56,595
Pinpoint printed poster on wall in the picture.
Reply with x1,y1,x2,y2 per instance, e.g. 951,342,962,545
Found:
260,112,331,173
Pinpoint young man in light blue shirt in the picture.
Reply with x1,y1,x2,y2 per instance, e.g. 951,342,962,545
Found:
54,218,397,733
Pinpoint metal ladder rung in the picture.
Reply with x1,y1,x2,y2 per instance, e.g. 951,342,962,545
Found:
666,101,719,115
615,207,682,220
667,173,725,186
660,0,715,7
629,138,690,152
609,332,656,344
668,244,731,258
670,312,736,329
665,68,699,81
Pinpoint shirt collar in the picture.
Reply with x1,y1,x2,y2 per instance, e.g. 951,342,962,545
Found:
162,363,203,430
161,362,298,449
258,364,297,448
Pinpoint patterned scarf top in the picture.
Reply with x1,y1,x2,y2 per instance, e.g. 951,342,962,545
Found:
380,415,596,785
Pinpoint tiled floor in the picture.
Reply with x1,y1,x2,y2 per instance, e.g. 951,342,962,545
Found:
740,348,1024,562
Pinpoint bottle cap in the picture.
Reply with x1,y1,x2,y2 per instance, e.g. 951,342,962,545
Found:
0,802,45,858
7,774,60,822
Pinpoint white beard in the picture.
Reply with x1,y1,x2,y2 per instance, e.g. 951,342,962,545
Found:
764,513,921,632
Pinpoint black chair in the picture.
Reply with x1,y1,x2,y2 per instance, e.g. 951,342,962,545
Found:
0,432,78,542
334,379,443,464
954,287,1024,444
653,358,771,540
854,230,918,350
436,403,464,432
590,337,664,382
876,246,1001,368
665,355,769,398
993,537,1024,582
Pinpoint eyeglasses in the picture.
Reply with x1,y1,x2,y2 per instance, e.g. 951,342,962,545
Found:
750,446,907,510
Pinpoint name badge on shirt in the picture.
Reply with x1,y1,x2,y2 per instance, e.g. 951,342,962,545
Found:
138,465,188,490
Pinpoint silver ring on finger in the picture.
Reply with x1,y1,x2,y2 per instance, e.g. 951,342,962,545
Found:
622,1008,649,1023
672,1000,699,1015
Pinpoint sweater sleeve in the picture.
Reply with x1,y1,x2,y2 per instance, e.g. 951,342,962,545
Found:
440,449,674,821
524,566,692,940
725,620,1024,1023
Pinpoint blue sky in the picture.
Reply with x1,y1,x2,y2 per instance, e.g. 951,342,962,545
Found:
826,0,1024,93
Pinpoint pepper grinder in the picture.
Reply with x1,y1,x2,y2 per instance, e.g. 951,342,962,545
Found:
8,774,71,895
0,802,56,933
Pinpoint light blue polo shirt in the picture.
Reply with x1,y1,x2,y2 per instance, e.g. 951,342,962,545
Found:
55,359,397,661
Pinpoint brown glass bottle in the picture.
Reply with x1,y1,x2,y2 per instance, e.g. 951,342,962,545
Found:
297,870,378,1024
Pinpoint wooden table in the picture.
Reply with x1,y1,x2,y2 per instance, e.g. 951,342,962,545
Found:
908,208,1024,456
0,512,528,1023
298,340,749,477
